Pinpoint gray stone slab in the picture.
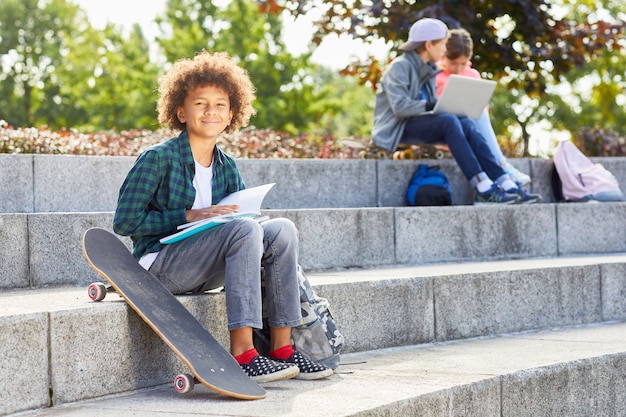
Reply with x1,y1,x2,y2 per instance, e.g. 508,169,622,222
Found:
28,212,128,286
0,313,49,416
19,322,626,417
377,159,473,207
48,291,230,405
529,157,555,202
0,213,29,289
501,354,626,417
601,262,626,321
395,204,557,264
595,156,626,196
433,264,602,341
0,154,34,213
183,292,230,350
557,202,626,254
315,277,435,352
33,155,134,212
49,302,182,405
8,155,626,213
237,159,378,208
288,208,396,270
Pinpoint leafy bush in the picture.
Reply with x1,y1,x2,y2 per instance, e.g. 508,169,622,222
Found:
574,127,626,157
0,121,378,159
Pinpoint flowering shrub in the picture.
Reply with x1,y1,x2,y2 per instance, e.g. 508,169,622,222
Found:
574,127,626,157
0,121,382,159
5,121,619,159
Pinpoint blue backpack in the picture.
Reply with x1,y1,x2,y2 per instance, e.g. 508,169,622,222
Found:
406,164,452,206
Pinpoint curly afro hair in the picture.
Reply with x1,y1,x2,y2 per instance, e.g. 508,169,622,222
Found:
157,51,256,133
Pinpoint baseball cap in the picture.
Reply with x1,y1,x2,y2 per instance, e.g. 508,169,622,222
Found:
399,18,448,51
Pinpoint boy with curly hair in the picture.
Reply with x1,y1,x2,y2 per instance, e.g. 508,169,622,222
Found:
113,51,332,382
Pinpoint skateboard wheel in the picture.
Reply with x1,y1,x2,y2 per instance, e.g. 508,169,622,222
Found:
87,283,107,302
434,149,445,160
174,373,194,394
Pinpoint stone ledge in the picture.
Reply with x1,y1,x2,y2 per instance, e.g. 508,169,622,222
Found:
1,203,625,289
2,155,625,212
8,322,626,417
1,255,625,412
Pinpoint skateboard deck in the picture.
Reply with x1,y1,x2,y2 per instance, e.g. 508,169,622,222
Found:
82,227,266,400
393,144,450,160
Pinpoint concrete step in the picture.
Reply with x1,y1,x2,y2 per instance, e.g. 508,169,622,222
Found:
2,154,626,213
9,321,626,417
1,255,625,415
2,202,626,289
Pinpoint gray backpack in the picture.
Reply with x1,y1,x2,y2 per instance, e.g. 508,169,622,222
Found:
255,265,344,369
292,265,344,369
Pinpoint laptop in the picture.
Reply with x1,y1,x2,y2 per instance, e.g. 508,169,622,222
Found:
429,74,497,119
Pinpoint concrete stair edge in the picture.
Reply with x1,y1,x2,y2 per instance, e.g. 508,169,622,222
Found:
1,202,625,289
1,256,626,415
6,321,626,417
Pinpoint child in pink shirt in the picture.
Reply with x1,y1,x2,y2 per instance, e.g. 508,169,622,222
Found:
436,29,532,186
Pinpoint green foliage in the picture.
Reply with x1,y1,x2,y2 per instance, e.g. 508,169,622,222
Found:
0,0,160,131
268,0,625,95
308,67,375,138
0,0,82,127
2,0,622,159
574,127,626,157
484,1,626,156
261,0,626,157
156,0,329,135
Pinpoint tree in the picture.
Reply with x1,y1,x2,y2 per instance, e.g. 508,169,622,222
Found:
262,0,624,93
0,0,160,130
156,0,328,134
486,1,626,156
0,0,83,127
58,23,161,130
310,67,375,138
258,0,626,155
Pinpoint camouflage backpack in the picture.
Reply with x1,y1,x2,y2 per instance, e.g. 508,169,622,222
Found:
292,265,344,369
255,265,344,369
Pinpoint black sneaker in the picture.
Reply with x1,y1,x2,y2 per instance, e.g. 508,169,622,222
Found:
274,350,334,380
475,184,521,204
240,355,300,383
506,184,543,204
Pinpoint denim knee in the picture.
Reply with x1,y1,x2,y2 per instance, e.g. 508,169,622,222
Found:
263,218,298,247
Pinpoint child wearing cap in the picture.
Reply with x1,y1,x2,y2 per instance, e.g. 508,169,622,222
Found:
372,18,533,204
113,51,333,383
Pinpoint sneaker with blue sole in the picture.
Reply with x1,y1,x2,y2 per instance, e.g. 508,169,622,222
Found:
475,184,521,205
506,184,542,204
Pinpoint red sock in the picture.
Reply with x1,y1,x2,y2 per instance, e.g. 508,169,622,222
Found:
234,348,259,365
269,344,295,360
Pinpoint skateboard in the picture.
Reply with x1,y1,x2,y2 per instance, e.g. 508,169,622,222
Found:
82,227,266,400
393,144,450,160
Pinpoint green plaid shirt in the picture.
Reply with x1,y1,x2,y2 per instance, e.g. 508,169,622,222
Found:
113,130,245,259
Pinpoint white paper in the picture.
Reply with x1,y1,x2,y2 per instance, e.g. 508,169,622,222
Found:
215,183,276,213
176,183,275,230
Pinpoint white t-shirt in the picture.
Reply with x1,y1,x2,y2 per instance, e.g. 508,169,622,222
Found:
191,159,214,209
138,158,214,270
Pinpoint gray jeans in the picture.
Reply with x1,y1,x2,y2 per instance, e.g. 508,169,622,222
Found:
149,217,302,332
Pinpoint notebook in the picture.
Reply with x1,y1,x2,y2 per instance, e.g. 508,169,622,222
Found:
430,74,497,119
159,183,275,244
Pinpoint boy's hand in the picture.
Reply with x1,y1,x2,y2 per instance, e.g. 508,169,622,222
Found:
185,204,240,223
